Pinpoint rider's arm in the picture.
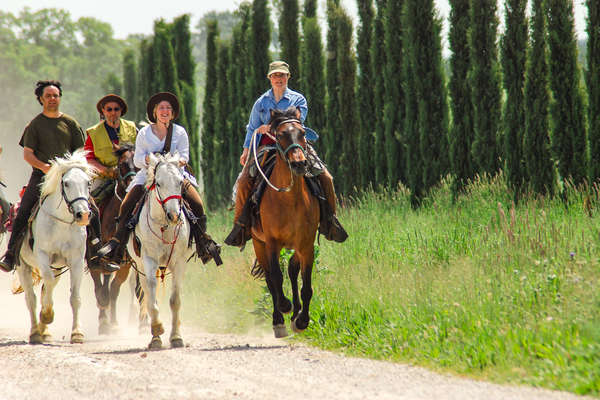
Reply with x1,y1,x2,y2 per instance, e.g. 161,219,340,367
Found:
23,147,50,174
174,126,190,164
134,128,150,169
83,135,109,174
294,95,308,123
244,98,266,149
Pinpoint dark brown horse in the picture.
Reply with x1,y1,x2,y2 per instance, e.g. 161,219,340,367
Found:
89,144,141,334
250,107,320,338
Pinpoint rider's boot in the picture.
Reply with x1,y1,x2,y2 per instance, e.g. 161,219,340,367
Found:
86,200,119,273
182,182,222,265
224,168,254,247
0,216,28,272
317,170,348,243
95,184,145,270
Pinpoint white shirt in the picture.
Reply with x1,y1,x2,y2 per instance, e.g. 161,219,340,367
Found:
127,123,197,190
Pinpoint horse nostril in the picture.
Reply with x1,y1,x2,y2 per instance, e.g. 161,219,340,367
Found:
75,211,83,219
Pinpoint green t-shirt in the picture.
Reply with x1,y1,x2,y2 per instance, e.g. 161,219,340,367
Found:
19,113,85,166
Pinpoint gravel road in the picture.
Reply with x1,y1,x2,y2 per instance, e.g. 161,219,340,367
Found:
0,270,589,400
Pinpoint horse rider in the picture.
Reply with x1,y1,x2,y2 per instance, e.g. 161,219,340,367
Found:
0,80,100,272
225,60,347,247
84,94,139,272
0,145,10,231
96,92,220,269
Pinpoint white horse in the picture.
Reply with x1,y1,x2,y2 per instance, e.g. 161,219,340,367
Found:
17,150,95,344
127,152,192,349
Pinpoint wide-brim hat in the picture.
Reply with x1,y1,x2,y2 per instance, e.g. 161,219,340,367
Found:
146,92,180,123
267,61,290,76
97,94,128,116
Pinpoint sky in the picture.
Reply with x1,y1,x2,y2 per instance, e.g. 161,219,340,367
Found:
1,0,590,41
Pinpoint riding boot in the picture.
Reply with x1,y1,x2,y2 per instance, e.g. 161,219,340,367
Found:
95,184,145,269
317,170,348,243
182,182,222,265
0,225,25,272
225,166,254,247
86,199,119,273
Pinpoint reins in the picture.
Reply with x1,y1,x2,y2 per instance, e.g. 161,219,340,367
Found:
250,119,306,193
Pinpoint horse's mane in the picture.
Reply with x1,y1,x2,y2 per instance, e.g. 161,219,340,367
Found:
145,152,180,187
269,107,300,132
40,149,96,197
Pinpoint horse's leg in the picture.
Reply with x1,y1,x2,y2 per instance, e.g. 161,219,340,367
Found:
91,270,111,335
108,264,130,330
69,257,85,344
169,261,185,348
17,262,41,344
287,253,301,322
37,253,57,342
291,249,315,333
140,255,162,349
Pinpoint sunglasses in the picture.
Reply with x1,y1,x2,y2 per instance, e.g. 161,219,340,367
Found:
105,107,121,112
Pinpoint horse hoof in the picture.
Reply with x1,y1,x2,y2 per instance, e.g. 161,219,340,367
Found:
42,333,53,342
290,319,305,334
98,322,112,335
29,332,43,345
273,324,288,338
148,336,162,350
71,332,84,344
170,337,184,348
40,309,54,324
151,323,165,337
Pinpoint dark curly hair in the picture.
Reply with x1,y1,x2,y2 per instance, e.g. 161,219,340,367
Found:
35,80,62,105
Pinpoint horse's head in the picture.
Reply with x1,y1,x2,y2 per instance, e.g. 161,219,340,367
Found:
147,152,184,224
114,143,136,189
41,149,95,226
270,107,308,176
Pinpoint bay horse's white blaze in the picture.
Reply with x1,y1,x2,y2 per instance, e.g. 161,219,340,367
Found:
127,152,192,349
17,149,95,344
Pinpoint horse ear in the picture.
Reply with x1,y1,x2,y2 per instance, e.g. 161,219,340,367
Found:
294,106,300,119
148,152,158,167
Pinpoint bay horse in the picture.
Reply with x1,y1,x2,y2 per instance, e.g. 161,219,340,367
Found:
89,144,142,335
250,107,320,338
17,150,95,344
127,152,193,349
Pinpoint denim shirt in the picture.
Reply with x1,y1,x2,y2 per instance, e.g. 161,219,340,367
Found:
244,87,308,149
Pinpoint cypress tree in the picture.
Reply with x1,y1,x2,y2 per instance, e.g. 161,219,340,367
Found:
469,0,502,175
325,0,341,175
172,14,200,176
122,49,138,123
336,7,358,194
202,20,219,206
383,0,404,187
404,0,448,202
214,40,232,204
546,0,588,185
304,0,317,18
300,15,326,132
587,0,600,182
524,0,554,195
139,38,154,116
372,0,387,186
249,0,271,99
356,0,376,188
448,0,475,198
279,0,300,84
501,0,528,195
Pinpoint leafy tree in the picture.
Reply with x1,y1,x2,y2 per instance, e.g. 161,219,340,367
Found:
372,0,387,186
524,0,554,195
448,0,475,198
356,0,376,188
501,0,528,195
278,0,300,82
547,0,587,185
587,0,600,182
383,0,405,188
469,0,502,175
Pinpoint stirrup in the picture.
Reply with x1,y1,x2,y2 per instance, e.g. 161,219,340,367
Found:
224,223,249,248
93,238,120,260
197,235,223,266
319,215,348,243
0,253,15,272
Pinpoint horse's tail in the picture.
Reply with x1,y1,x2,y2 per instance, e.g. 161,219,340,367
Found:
250,258,266,280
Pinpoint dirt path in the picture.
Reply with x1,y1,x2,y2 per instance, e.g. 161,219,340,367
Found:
0,271,588,400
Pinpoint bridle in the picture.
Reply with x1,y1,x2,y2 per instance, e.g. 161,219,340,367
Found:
147,161,183,219
251,118,307,193
115,156,136,202
42,167,91,224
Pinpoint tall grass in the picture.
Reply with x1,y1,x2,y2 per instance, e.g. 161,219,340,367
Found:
183,174,600,395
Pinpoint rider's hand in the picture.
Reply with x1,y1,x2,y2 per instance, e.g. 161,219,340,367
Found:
257,124,270,134
240,148,249,166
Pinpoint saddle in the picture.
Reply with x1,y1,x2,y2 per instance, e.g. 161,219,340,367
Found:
127,191,222,266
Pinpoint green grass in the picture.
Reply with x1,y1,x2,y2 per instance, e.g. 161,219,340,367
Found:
182,174,600,396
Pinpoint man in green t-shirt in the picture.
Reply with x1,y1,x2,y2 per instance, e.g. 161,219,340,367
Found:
0,80,109,272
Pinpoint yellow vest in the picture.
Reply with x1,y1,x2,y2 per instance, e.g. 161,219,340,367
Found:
86,119,137,167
